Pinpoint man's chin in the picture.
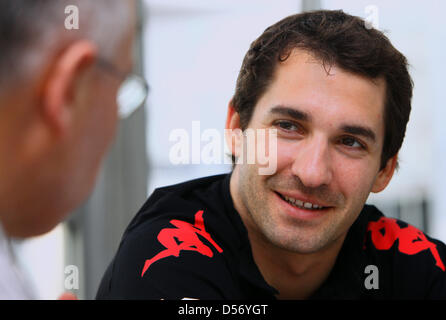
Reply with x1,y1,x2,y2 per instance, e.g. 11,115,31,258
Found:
261,214,343,254
5,217,57,238
273,235,329,254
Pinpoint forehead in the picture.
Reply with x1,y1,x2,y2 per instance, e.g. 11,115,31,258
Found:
252,49,387,141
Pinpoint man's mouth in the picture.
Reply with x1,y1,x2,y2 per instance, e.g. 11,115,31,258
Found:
276,192,331,211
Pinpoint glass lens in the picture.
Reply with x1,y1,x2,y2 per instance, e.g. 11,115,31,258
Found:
117,75,148,119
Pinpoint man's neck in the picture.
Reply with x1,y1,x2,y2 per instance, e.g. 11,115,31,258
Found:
248,226,346,299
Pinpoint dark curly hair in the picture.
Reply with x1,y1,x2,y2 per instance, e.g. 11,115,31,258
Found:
232,10,413,170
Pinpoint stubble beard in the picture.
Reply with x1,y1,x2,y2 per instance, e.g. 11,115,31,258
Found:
237,165,348,254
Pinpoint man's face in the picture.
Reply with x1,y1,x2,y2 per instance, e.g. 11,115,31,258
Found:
35,2,137,235
231,49,390,253
73,9,136,187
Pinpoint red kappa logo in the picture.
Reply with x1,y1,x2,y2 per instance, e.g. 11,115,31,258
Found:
141,210,223,277
366,217,445,271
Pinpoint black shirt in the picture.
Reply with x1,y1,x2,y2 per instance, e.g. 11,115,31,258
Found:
96,174,446,299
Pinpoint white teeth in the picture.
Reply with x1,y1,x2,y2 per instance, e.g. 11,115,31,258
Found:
283,195,323,210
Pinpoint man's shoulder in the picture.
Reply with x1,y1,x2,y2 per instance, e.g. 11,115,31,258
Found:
121,173,238,251
97,174,244,299
124,174,230,233
361,204,446,298
123,209,226,275
362,204,446,273
105,210,231,299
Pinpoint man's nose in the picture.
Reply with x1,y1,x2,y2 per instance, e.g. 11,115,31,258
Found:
290,136,333,188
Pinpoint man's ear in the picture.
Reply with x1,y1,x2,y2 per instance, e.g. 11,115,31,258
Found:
225,100,243,159
42,40,97,135
371,154,398,193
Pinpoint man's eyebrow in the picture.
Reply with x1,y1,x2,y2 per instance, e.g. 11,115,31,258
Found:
341,125,376,142
269,106,377,142
269,105,311,122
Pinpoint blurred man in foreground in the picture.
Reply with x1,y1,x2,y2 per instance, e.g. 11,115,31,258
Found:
0,0,146,299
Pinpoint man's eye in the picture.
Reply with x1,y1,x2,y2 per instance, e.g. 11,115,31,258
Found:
275,120,301,132
340,136,365,149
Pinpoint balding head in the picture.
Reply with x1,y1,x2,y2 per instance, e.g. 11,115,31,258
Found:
0,0,132,92
0,0,138,237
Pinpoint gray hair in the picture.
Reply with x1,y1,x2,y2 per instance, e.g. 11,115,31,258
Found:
0,0,131,92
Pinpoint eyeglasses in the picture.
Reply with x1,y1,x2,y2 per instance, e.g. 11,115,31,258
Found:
96,58,149,119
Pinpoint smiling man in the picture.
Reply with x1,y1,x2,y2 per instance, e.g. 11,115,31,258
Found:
97,10,446,299
228,50,395,299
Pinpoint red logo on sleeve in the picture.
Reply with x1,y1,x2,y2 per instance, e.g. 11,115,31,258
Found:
366,217,445,271
141,210,223,277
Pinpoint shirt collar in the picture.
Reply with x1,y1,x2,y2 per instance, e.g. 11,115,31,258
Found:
221,173,279,297
0,221,36,299
310,205,375,299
